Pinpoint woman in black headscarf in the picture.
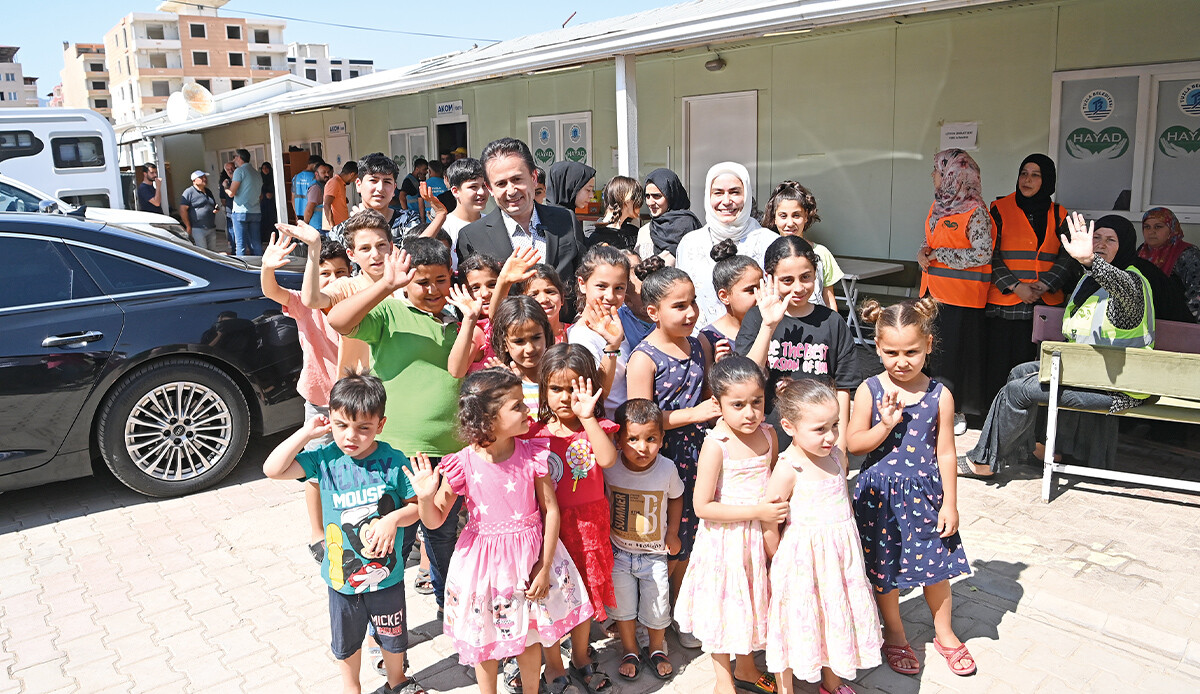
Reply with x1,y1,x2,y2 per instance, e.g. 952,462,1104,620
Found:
960,212,1158,477
546,160,596,238
635,168,702,261
981,154,1073,404
259,161,277,246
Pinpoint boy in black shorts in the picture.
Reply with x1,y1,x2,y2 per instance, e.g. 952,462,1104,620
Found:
264,372,425,694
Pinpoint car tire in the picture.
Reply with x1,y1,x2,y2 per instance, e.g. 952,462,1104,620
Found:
96,357,250,497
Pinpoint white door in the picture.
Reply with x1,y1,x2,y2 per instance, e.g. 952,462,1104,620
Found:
326,135,351,171
388,128,428,180
682,91,758,216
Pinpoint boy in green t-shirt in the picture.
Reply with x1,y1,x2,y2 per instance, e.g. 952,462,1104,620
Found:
263,372,425,694
327,235,464,615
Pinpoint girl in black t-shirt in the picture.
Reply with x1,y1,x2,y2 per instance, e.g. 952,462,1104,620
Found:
736,235,859,449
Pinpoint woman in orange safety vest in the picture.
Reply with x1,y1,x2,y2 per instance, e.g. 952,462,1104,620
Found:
918,149,995,431
982,154,1072,405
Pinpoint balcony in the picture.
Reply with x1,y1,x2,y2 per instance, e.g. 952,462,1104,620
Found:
131,37,181,52
248,42,286,54
137,67,185,78
141,95,169,107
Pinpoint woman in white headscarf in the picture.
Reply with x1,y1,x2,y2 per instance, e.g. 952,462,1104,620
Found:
676,162,778,326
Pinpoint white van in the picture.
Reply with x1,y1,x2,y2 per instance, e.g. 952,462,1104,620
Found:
0,108,124,210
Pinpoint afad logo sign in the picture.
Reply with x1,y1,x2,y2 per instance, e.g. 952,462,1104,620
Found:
1081,89,1114,122
1065,127,1129,160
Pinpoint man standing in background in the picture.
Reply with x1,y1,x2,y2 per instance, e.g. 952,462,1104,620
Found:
291,154,322,222
224,148,263,255
304,162,333,229
179,170,218,251
137,163,163,213
323,160,358,230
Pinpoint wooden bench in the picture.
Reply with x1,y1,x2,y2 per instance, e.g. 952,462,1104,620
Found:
1032,305,1200,501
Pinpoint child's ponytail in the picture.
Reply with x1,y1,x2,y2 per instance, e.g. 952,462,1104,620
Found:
457,368,523,446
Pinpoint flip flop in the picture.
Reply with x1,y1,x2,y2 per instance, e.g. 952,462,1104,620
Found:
616,652,641,681
882,642,920,675
641,647,672,680
933,638,977,676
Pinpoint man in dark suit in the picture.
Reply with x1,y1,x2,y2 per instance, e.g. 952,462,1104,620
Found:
456,138,584,288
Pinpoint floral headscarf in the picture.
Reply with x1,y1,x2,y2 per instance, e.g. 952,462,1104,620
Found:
930,148,986,225
1137,207,1193,276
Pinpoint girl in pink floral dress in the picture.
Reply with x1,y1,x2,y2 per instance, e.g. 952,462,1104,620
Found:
763,380,882,694
675,356,784,694
405,368,593,694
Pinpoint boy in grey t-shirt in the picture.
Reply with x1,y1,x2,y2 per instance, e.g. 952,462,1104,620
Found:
180,170,219,251
604,399,683,680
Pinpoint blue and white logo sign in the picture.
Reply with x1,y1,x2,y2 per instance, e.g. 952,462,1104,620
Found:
1179,82,1200,117
1081,89,1114,122
569,124,582,143
538,127,551,145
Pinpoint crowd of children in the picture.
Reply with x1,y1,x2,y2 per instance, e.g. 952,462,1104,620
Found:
261,150,974,694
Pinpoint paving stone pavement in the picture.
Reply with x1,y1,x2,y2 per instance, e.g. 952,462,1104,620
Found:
3,429,1200,694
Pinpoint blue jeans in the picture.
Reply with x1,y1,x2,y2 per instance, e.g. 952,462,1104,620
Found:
400,456,462,609
230,212,262,255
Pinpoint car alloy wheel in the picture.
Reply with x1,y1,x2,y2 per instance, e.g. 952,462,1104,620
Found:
124,381,232,481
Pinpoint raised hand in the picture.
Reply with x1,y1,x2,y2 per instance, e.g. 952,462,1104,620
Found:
261,232,296,271
583,298,625,349
275,220,321,247
754,276,787,326
713,338,732,362
402,452,442,500
420,182,447,216
303,413,332,440
1063,212,1096,266
877,389,904,429
448,283,484,321
500,246,542,285
756,495,790,524
382,247,416,290
569,376,602,421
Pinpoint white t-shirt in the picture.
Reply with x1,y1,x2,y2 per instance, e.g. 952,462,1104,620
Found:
568,322,630,413
604,455,685,554
676,225,778,326
443,214,473,272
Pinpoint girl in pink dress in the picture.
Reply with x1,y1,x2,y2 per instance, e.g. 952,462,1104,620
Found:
675,356,786,694
763,380,882,694
405,368,593,694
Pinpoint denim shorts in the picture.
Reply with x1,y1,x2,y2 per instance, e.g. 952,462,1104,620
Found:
328,582,408,660
610,546,672,629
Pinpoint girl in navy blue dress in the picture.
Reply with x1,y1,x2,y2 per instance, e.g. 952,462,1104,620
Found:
625,257,721,610
846,298,976,679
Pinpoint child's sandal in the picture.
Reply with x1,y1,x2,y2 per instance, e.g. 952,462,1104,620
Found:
413,568,434,595
543,674,583,694
733,673,777,694
501,658,523,693
933,638,977,676
568,660,613,694
882,642,920,675
641,647,672,680
616,652,641,681
819,686,856,694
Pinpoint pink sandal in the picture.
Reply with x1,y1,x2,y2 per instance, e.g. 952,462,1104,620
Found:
819,686,856,694
882,642,920,675
933,638,977,676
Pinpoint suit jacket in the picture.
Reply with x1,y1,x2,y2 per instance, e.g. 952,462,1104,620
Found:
456,203,584,285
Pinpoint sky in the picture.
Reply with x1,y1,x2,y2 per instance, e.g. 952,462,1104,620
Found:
5,0,657,96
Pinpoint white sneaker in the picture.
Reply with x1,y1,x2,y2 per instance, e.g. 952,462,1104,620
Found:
672,620,702,649
953,413,967,436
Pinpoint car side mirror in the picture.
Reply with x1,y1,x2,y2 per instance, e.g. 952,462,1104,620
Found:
38,199,60,215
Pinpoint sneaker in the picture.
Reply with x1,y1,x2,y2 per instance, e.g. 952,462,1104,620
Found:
953,413,967,436
671,620,702,649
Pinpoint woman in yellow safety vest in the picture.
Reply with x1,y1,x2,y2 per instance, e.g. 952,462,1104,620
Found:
983,154,1073,405
918,148,995,433
959,212,1156,477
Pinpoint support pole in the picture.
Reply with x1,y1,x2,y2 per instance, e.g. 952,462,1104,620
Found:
268,111,287,226
615,54,639,178
152,135,170,215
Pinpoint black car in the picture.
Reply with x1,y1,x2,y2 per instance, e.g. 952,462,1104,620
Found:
0,212,305,497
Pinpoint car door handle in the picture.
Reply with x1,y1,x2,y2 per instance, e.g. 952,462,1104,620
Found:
42,331,105,348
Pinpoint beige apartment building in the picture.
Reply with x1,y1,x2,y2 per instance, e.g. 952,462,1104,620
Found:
103,1,289,125
0,47,40,108
59,43,112,120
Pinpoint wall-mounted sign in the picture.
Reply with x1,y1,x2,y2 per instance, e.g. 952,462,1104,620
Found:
436,100,464,117
1056,76,1138,211
939,122,978,151
328,122,347,136
1150,78,1200,208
